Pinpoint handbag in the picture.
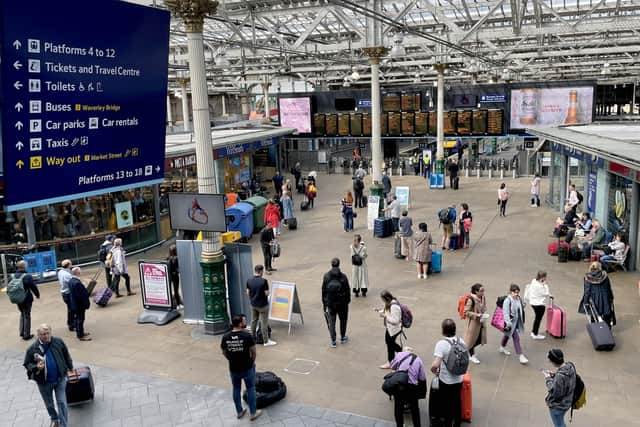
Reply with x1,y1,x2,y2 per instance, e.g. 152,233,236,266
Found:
491,306,505,331
270,241,281,258
353,211,358,218
351,254,363,266
381,353,415,396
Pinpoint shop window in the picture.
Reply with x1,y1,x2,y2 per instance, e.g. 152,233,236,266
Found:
607,175,632,236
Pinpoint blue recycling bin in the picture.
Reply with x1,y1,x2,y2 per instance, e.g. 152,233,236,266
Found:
226,202,254,239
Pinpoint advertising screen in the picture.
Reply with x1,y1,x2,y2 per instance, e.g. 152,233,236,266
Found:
168,193,226,232
278,97,312,133
510,87,594,128
138,261,172,309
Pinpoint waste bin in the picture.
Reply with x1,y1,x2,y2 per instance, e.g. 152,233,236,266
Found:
244,195,268,233
226,202,254,239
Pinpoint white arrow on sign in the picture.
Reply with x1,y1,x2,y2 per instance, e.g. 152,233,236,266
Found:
13,81,22,90
15,141,24,150
13,60,22,70
15,121,23,130
155,166,161,173
14,102,23,112
13,40,21,50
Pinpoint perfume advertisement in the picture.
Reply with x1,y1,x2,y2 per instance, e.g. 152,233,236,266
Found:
510,87,594,128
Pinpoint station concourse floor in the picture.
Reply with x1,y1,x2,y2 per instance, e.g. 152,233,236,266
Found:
1,172,640,427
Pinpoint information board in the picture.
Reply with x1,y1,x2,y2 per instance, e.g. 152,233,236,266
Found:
269,281,303,333
338,113,350,136
395,186,410,208
367,195,380,230
138,261,172,309
362,113,371,136
401,112,415,135
444,111,457,135
350,113,362,136
381,113,388,135
487,109,504,135
1,0,170,211
428,111,437,135
401,93,421,111
383,95,401,112
313,113,326,135
472,110,487,135
325,114,338,136
388,112,401,135
457,110,472,134
415,112,428,135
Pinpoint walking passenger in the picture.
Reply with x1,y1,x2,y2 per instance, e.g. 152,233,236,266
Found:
384,195,401,232
413,223,433,279
377,290,403,369
353,177,365,209
264,199,281,235
382,170,392,200
259,225,277,274
525,271,551,340
531,173,541,207
97,234,114,289
500,284,529,364
463,284,488,364
389,347,427,427
431,319,465,427
246,265,277,347
280,192,294,227
543,349,577,427
321,258,351,347
438,204,456,250
578,262,615,328
111,238,135,297
11,260,39,340
498,183,510,217
459,203,472,249
341,191,354,232
68,267,92,341
350,234,368,297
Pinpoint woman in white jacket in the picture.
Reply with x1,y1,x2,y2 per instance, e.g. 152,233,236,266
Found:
525,271,551,340
377,290,403,369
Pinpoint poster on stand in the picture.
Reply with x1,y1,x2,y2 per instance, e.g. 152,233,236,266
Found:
395,187,410,208
269,281,303,333
367,195,380,230
138,261,172,309
115,201,134,229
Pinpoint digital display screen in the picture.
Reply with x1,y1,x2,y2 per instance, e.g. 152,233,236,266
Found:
488,109,504,135
457,110,472,134
325,114,338,136
510,87,594,128
338,113,350,136
428,112,437,135
388,112,401,135
453,94,477,108
313,113,325,136
350,113,362,136
362,113,371,136
402,112,415,135
472,110,487,135
383,95,401,112
381,113,388,135
415,112,428,135
401,93,421,111
278,97,312,133
444,111,457,135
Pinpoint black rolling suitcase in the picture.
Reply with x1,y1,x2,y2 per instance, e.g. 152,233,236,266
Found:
557,244,569,263
374,217,393,238
394,233,405,259
429,380,444,427
66,366,95,406
85,270,101,296
584,304,615,351
287,218,297,230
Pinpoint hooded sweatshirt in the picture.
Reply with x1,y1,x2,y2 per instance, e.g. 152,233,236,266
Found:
578,269,614,317
545,362,577,411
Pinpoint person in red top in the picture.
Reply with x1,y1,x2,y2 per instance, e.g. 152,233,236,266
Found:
264,199,281,235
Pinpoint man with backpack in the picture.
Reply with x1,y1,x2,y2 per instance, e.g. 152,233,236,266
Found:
543,349,580,427
430,318,468,427
321,258,351,348
98,234,114,290
438,204,457,250
9,260,39,340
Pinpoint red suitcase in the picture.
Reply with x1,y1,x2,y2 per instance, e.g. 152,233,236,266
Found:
547,241,569,256
461,372,472,422
546,297,567,338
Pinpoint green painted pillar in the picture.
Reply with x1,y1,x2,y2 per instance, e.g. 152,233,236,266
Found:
201,251,229,334
435,159,445,174
369,183,384,217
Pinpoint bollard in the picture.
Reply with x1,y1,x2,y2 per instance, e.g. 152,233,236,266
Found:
465,168,469,178
513,169,517,179
488,168,492,179
500,169,504,179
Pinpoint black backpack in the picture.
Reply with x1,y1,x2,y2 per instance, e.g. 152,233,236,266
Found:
98,245,108,263
576,192,584,204
326,278,343,305
438,208,452,224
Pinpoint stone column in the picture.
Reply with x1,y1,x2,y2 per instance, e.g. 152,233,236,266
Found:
166,95,173,126
240,91,250,118
179,78,191,132
363,46,388,215
434,63,447,176
262,82,271,124
167,0,229,334
221,94,227,116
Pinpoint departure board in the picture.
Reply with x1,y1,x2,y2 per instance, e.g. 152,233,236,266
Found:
363,113,372,136
444,111,458,135
325,114,338,136
313,113,326,135
338,113,350,136
381,113,388,135
428,111,437,135
415,112,428,135
472,110,487,135
383,95,401,112
487,109,504,135
401,112,415,135
401,93,421,111
457,110,472,134
388,112,401,135
350,113,363,136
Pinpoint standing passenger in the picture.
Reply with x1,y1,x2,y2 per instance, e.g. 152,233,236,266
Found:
500,284,529,364
377,290,403,369
498,183,510,217
350,234,368,297
413,223,433,279
463,284,488,364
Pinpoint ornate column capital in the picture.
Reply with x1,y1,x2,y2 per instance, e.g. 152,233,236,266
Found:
362,46,389,65
176,77,190,86
433,63,448,74
166,0,218,33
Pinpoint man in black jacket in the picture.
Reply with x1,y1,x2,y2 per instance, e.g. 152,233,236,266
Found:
321,258,351,348
69,267,92,341
24,324,73,427
14,260,39,340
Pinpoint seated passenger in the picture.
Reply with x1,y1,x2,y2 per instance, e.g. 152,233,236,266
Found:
577,220,605,260
565,212,592,243
599,234,627,272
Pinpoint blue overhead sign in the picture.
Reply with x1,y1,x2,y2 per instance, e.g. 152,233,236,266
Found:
479,94,506,103
357,99,372,108
0,0,170,211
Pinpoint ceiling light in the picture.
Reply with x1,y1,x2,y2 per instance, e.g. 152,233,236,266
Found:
390,33,406,58
350,66,360,81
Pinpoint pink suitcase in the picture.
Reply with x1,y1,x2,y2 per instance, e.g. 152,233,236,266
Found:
546,297,567,338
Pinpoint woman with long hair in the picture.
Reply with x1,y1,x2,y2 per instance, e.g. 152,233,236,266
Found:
498,183,510,217
413,222,433,279
377,290,403,369
341,191,354,232
350,234,368,297
463,283,488,364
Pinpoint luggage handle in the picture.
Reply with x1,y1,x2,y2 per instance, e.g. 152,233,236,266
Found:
583,302,604,324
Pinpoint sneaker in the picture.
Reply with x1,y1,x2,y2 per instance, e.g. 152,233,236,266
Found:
340,336,349,344
330,341,337,348
535,334,546,340
469,355,480,364
530,332,537,339
250,410,263,421
499,346,511,355
519,354,529,364
237,408,247,419
530,204,536,207
418,274,423,279
263,340,277,347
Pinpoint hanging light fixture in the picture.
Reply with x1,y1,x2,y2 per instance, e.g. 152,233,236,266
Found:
390,33,406,57
601,62,611,76
350,66,360,81
342,76,352,87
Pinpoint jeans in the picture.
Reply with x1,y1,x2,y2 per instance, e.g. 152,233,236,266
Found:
18,298,33,338
501,330,522,354
385,330,402,363
460,229,470,247
499,200,508,216
449,175,458,188
355,192,364,209
439,381,462,427
230,366,257,416
531,194,540,206
38,377,68,427
549,407,568,427
261,243,273,271
343,209,354,232
112,273,131,295
251,305,270,343
531,305,545,335
327,305,348,342
391,217,399,233
61,293,75,331
75,310,86,338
